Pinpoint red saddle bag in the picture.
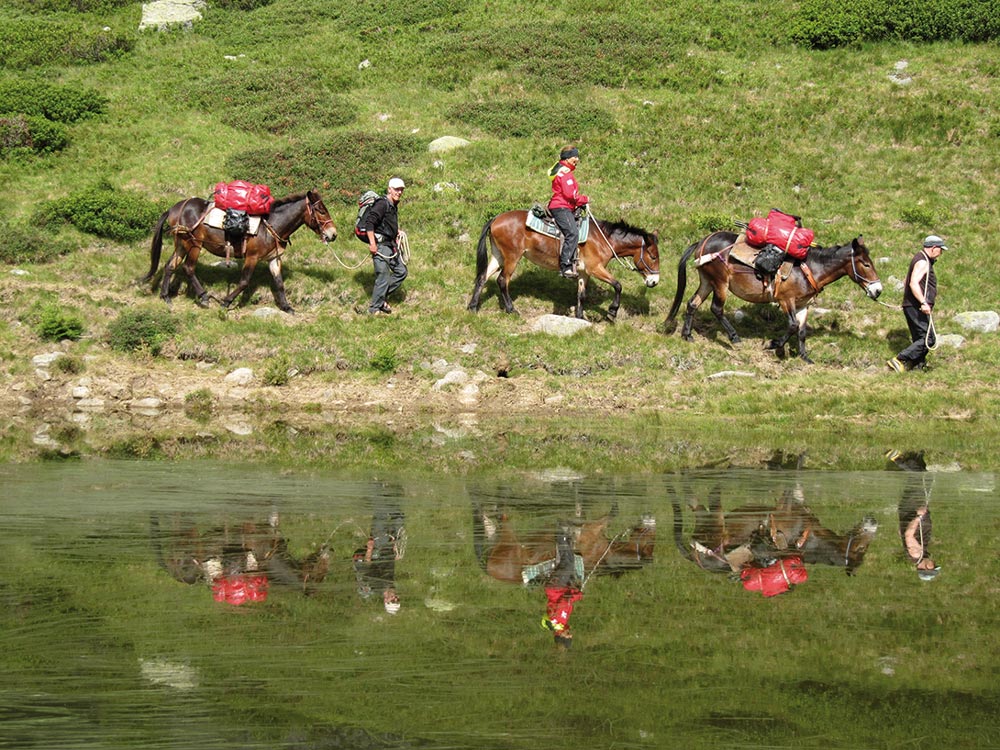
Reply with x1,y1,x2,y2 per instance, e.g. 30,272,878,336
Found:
746,209,814,260
214,181,274,215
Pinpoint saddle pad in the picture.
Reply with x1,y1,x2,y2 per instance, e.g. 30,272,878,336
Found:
727,233,759,267
520,554,586,586
206,206,261,235
525,211,590,244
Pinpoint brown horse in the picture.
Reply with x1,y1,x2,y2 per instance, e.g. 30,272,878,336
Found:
666,232,882,362
149,513,331,595
467,210,661,320
671,487,878,576
472,504,656,585
143,190,337,312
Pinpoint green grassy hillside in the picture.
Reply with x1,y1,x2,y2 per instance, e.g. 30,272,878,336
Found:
1,0,998,466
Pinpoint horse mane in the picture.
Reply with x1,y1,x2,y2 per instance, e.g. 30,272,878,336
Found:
270,191,308,209
597,218,653,243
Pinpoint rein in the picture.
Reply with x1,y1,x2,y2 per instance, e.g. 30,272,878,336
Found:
586,206,653,275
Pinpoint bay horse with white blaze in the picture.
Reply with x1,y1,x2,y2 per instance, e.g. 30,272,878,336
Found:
468,210,660,320
143,190,337,312
666,232,882,362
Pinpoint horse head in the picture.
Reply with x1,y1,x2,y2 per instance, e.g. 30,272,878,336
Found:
601,514,656,575
600,220,660,288
305,189,338,243
847,236,882,300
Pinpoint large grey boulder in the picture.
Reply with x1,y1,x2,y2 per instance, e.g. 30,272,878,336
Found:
952,311,999,333
139,0,207,31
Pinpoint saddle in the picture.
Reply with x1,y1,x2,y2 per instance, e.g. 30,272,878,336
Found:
206,204,262,261
525,204,590,243
521,554,585,586
726,233,798,295
206,205,262,236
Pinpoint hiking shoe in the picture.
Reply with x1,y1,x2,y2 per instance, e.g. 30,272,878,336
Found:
886,357,905,373
560,268,579,279
379,302,392,314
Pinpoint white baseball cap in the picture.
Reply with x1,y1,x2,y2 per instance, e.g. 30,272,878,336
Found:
387,177,406,190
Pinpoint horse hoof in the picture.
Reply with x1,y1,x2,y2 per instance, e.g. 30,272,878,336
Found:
280,306,295,314
730,335,741,344
682,334,693,342
196,296,212,309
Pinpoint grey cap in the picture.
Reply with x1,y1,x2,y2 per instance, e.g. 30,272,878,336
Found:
923,235,948,250
917,566,941,581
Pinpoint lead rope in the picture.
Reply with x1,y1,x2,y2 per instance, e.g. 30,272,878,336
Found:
330,231,411,270
922,254,938,351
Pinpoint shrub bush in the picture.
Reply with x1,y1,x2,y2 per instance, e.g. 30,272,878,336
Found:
0,18,134,69
183,388,215,422
37,181,164,242
36,304,85,342
192,67,352,135
261,353,292,386
0,115,70,157
52,354,85,375
448,100,615,139
107,308,178,355
0,80,107,123
0,221,75,264
788,0,1000,48
227,132,424,203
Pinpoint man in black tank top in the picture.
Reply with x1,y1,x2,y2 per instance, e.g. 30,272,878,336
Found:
888,235,947,372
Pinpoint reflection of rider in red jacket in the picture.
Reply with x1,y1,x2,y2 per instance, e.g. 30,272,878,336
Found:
548,147,589,278
542,527,582,647
740,556,807,597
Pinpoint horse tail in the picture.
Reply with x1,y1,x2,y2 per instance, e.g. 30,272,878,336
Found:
471,503,490,571
475,215,496,278
142,209,170,283
666,240,698,321
670,497,696,563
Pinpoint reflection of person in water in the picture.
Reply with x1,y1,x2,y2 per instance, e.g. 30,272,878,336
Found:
353,487,406,614
891,451,940,581
541,526,583,648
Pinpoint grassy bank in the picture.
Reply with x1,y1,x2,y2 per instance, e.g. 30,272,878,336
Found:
0,0,998,467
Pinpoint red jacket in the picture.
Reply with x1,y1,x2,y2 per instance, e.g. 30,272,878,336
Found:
548,161,589,211
545,585,584,632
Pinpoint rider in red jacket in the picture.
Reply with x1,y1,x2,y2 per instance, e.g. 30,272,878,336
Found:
548,147,589,279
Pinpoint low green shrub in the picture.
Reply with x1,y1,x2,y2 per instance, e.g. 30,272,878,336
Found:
261,353,292,386
4,0,134,11
183,388,215,422
0,80,107,123
900,205,936,228
36,304,85,342
789,0,1000,48
0,114,70,157
369,344,398,374
0,221,75,264
37,180,164,242
0,18,134,69
107,308,178,355
227,132,424,202
52,354,85,375
192,67,352,135
448,100,615,139
691,212,735,234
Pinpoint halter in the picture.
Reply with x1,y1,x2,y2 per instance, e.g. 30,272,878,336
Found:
304,194,336,237
843,533,855,567
587,207,656,276
844,244,877,294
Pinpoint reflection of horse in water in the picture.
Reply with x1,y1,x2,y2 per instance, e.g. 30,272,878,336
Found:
671,487,878,576
150,513,331,595
472,504,656,585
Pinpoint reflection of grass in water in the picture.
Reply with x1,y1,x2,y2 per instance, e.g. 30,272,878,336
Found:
2,466,996,748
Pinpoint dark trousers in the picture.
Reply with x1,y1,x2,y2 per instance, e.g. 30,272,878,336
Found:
369,247,407,312
551,208,578,271
897,305,935,367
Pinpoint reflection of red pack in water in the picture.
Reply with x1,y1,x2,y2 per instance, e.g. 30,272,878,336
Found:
213,181,274,215
746,210,814,260
212,574,269,605
740,556,807,597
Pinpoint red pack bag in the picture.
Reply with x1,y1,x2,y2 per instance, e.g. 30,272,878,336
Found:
213,181,273,215
745,209,814,259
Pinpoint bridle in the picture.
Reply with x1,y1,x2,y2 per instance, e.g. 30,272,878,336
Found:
304,194,336,238
845,243,879,294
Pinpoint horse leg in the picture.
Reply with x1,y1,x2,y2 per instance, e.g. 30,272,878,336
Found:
793,308,812,363
574,276,588,319
267,256,294,313
220,258,259,309
681,275,713,341
710,295,741,343
497,268,517,314
468,253,501,312
583,263,622,321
